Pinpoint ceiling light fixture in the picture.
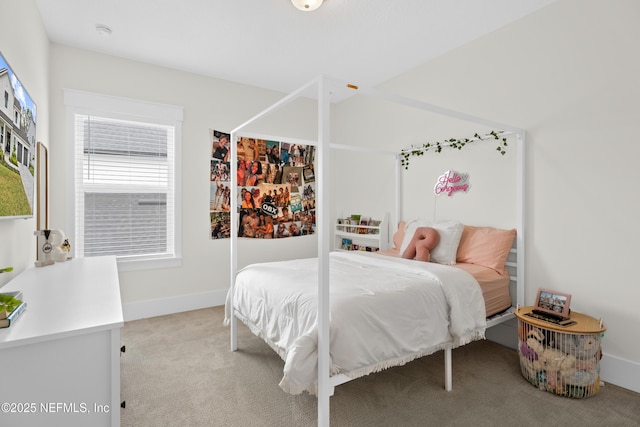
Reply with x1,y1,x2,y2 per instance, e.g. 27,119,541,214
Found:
291,0,323,12
95,24,112,37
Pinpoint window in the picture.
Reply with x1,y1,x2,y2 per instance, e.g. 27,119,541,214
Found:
65,90,183,271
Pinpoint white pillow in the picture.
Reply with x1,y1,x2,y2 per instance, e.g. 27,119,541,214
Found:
399,220,464,265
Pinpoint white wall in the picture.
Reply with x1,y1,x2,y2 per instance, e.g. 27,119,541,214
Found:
47,45,320,317
0,0,50,287
333,0,640,392
331,95,519,229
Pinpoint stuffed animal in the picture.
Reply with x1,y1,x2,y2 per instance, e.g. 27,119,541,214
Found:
574,355,600,372
401,227,440,262
564,369,598,387
562,334,600,359
61,238,72,255
34,229,71,266
519,340,537,360
49,230,70,262
537,347,577,392
518,328,547,387
520,328,545,360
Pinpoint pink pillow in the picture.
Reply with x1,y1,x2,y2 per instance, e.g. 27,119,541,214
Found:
392,221,406,249
456,225,516,272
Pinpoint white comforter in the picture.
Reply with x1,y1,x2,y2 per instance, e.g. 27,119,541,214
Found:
225,251,486,395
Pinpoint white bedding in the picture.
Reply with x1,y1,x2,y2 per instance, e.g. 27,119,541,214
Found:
224,251,487,395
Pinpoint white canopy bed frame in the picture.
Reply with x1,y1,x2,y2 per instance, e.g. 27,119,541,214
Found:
228,75,525,427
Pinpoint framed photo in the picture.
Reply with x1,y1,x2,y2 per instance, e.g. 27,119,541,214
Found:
36,142,48,230
0,50,38,220
534,288,572,319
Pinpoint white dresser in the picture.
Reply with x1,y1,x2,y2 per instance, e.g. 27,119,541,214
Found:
0,256,123,427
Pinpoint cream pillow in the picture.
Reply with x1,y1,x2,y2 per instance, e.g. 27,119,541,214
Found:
400,220,464,265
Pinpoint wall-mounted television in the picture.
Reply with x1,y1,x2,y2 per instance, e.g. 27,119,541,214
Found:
0,50,37,220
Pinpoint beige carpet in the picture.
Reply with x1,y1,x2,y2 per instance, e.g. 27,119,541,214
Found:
121,306,640,426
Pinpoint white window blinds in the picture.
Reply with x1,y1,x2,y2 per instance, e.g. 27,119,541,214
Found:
74,114,176,261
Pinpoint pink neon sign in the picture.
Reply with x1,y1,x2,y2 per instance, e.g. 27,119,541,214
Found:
434,170,470,197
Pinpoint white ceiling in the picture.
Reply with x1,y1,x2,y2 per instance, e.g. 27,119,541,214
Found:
35,0,556,98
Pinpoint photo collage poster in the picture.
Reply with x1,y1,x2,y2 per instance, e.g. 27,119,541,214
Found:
210,129,232,239
210,129,316,239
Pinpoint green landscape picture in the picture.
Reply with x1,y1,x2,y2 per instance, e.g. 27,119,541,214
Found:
0,50,37,219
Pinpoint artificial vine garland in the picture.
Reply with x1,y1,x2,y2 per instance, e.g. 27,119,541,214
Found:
400,130,508,169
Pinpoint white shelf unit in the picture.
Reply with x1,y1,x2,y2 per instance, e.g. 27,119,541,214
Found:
334,212,390,252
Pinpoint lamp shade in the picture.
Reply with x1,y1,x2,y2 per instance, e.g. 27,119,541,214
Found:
291,0,323,12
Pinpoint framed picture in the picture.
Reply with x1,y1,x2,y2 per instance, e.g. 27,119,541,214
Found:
36,142,48,230
534,288,572,319
0,50,38,220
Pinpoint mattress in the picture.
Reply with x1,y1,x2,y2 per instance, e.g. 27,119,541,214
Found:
453,263,511,317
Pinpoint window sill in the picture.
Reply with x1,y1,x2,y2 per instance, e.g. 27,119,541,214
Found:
116,256,182,272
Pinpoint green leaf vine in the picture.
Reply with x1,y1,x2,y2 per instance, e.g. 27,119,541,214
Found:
400,130,508,169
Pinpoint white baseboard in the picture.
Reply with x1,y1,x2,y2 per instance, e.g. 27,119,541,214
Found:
122,289,228,321
600,353,640,394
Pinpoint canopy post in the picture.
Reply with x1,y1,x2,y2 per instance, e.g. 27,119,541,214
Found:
229,130,238,351
317,75,332,427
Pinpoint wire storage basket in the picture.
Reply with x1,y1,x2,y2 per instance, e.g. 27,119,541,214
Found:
517,312,605,398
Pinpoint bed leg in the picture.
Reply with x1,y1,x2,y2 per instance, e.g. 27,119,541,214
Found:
230,314,238,351
444,347,452,391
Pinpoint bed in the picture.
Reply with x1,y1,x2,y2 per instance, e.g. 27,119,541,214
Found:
226,75,525,425
225,220,517,395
